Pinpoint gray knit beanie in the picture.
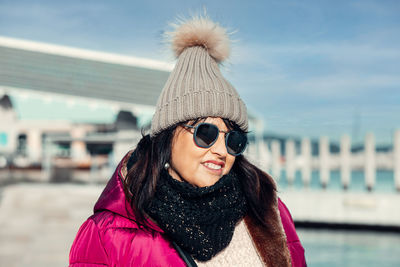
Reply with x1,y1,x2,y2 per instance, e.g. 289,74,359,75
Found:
150,16,248,137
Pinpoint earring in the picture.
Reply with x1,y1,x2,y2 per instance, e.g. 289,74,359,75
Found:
164,162,170,169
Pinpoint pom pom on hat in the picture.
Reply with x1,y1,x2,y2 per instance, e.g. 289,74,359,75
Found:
168,16,230,63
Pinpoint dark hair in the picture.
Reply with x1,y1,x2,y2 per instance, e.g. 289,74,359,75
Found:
123,119,276,229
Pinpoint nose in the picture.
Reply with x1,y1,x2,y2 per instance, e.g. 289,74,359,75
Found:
210,133,228,157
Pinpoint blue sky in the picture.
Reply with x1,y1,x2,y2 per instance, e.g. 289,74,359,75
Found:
1,0,399,145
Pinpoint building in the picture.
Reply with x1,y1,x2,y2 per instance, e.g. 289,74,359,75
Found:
0,36,262,177
0,36,173,170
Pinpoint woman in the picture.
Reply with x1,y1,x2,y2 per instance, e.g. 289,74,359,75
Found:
69,16,306,267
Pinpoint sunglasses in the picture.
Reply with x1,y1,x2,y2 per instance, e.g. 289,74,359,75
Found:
183,122,248,156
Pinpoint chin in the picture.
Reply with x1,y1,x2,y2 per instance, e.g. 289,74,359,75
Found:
201,176,221,187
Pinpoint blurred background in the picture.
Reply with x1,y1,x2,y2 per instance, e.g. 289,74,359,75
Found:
0,0,399,266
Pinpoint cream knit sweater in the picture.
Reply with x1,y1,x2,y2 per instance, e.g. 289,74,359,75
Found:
195,220,264,267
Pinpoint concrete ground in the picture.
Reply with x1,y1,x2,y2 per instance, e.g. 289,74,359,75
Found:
0,183,104,267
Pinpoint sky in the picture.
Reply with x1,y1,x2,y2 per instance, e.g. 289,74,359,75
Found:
0,0,399,145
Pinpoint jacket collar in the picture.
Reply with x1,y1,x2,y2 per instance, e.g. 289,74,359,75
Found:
93,150,164,233
244,204,292,266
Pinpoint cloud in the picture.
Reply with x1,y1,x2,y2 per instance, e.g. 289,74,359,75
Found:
235,40,400,70
230,36,400,99
351,0,400,17
292,74,400,97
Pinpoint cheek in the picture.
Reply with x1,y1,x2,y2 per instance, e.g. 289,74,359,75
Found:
171,132,203,170
224,156,236,175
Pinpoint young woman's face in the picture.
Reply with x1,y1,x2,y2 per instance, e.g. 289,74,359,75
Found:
169,117,236,187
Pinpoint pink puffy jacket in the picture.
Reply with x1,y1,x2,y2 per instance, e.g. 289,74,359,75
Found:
69,154,306,266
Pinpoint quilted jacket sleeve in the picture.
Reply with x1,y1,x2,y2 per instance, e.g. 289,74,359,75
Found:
69,218,109,266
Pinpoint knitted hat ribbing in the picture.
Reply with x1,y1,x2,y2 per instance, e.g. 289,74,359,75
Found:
150,17,248,136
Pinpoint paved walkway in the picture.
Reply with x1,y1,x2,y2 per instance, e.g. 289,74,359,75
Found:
0,183,104,267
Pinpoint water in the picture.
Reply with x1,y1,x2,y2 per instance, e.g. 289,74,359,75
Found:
277,170,399,266
277,170,396,193
299,229,400,267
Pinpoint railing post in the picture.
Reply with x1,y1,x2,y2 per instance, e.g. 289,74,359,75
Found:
259,141,270,173
301,138,312,187
340,134,351,190
394,130,400,192
71,128,87,161
271,140,281,180
320,136,330,189
255,120,270,172
42,136,52,182
365,133,376,192
27,129,42,164
285,140,296,186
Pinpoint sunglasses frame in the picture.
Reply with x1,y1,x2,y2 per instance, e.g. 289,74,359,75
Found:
183,122,248,156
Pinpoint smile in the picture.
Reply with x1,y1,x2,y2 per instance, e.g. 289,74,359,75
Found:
203,162,222,170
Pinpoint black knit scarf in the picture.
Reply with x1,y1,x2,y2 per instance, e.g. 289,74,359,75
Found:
145,169,247,262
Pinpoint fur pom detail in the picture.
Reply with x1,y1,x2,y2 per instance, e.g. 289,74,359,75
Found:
168,16,230,63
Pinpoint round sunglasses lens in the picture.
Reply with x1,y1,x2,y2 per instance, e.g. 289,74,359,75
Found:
195,123,219,148
226,131,247,155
